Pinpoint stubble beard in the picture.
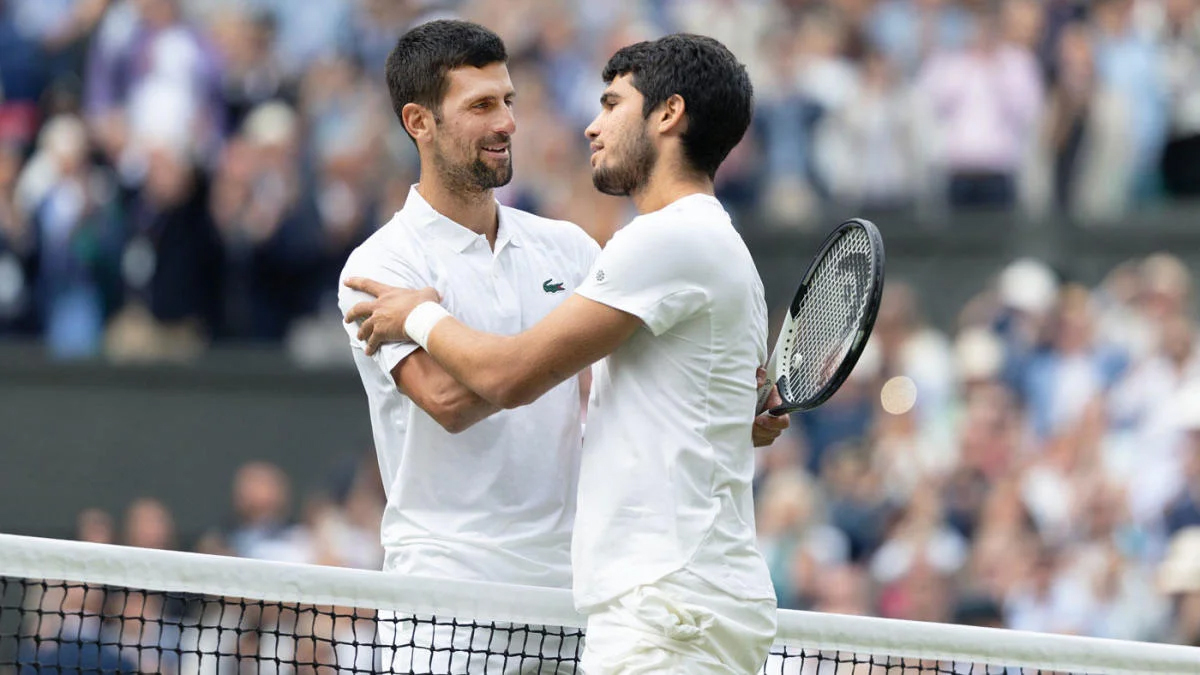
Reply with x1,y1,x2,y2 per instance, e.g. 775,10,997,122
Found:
592,125,657,197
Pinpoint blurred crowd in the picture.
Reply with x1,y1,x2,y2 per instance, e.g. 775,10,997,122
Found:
26,456,386,673
2,0,1200,358
73,456,387,571
5,0,1200,662
755,252,1200,647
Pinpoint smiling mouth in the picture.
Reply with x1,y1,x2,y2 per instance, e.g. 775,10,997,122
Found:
482,145,509,158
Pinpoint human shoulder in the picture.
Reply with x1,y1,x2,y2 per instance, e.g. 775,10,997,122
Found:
339,211,423,282
608,195,732,257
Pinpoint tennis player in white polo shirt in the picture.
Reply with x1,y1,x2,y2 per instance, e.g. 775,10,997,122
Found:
337,21,598,674
345,34,789,674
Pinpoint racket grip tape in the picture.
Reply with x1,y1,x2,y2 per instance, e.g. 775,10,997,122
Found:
755,379,773,415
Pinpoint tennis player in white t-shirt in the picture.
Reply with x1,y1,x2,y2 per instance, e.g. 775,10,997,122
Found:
345,34,789,673
337,21,598,674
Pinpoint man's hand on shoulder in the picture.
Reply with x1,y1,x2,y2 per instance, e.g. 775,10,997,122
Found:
343,277,441,355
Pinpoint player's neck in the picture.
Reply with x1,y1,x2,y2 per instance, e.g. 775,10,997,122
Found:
417,178,499,248
630,151,714,213
631,168,715,215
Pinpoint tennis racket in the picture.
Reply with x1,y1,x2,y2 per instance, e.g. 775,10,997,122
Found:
757,218,885,416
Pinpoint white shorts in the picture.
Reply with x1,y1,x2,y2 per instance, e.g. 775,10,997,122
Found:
376,611,581,674
580,569,777,675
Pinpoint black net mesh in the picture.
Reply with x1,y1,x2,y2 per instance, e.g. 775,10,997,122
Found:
781,226,877,407
0,576,1116,674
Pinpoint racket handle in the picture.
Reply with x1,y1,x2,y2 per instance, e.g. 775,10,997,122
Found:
755,379,773,415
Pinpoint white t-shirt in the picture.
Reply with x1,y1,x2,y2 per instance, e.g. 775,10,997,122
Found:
339,186,599,588
572,193,775,610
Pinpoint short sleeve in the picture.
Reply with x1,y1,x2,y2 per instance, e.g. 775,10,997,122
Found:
338,247,427,375
573,229,602,287
575,220,710,336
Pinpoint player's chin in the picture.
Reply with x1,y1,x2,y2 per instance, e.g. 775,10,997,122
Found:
491,163,513,187
476,160,513,188
591,168,630,197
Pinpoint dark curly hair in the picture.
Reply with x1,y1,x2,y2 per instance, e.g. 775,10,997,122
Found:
602,34,753,179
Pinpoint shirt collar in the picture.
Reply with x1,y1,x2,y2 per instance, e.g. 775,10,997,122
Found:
402,185,521,253
495,202,522,252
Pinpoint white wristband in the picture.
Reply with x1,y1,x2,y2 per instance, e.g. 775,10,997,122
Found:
404,301,451,350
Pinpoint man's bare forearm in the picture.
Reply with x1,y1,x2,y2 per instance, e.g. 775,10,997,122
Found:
392,349,502,432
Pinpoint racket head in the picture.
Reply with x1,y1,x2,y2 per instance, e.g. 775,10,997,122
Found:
768,218,885,415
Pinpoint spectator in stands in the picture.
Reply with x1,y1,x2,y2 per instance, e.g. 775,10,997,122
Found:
813,46,929,212
1040,21,1099,215
1158,0,1200,198
822,442,893,563
19,114,122,358
1023,284,1126,441
1004,546,1092,634
226,460,312,563
304,455,385,570
299,54,385,299
756,467,850,610
208,101,323,342
253,0,355,81
84,0,224,175
348,0,430,78
1160,526,1200,646
915,1,1044,209
205,5,286,136
0,0,50,149
1108,313,1198,526
963,478,1039,604
872,282,955,434
1165,382,1200,535
7,0,110,95
75,507,115,544
0,141,36,334
105,138,223,361
870,484,969,599
807,563,872,617
868,0,973,77
123,496,176,550
1090,0,1169,209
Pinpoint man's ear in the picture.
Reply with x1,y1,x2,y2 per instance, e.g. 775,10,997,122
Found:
655,94,688,136
402,102,437,142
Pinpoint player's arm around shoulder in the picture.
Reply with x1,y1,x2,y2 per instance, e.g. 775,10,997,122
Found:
339,248,499,433
345,277,643,410
478,293,641,409
425,220,629,408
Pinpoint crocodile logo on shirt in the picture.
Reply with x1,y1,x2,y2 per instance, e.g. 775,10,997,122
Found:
543,278,566,293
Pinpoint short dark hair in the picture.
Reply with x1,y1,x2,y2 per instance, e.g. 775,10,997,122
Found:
385,20,507,137
601,34,753,179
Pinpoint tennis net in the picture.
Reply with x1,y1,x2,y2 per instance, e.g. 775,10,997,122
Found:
1,534,1197,674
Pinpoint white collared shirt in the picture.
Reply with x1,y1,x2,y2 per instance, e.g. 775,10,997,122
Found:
339,186,599,588
572,193,775,610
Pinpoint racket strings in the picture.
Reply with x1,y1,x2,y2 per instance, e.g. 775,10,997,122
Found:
784,231,875,403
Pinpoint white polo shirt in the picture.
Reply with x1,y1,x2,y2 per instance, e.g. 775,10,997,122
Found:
572,193,775,610
338,186,599,588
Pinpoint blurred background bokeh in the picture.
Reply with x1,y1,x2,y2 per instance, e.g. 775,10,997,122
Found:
2,0,1200,650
